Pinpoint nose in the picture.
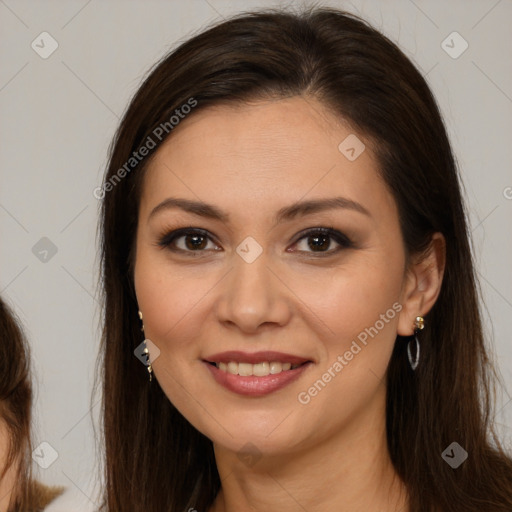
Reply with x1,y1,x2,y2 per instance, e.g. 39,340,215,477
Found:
214,250,292,334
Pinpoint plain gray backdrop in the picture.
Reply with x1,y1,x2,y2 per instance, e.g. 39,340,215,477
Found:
1,0,511,508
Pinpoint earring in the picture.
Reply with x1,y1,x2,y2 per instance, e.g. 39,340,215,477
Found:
407,316,424,371
138,310,153,382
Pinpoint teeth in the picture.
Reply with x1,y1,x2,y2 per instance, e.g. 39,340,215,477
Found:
253,362,270,376
215,361,301,376
270,362,282,374
238,363,252,376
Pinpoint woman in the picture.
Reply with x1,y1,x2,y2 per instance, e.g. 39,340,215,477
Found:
98,6,512,511
0,296,64,511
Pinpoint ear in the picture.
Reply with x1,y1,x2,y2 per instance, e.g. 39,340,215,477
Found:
397,232,446,336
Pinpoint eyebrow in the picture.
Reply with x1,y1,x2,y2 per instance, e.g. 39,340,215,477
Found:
148,196,371,225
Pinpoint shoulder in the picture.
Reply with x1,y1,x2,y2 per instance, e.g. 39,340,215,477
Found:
29,480,65,510
33,479,97,512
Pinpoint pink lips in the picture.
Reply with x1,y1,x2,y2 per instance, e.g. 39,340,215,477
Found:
203,351,312,397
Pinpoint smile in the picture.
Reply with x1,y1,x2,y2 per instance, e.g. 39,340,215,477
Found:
214,361,302,376
203,351,313,396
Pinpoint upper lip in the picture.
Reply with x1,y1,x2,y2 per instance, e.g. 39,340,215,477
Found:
204,351,312,365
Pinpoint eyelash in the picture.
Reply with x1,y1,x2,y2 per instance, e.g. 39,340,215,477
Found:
156,226,353,257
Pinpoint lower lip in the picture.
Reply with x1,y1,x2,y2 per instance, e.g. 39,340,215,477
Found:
204,361,312,397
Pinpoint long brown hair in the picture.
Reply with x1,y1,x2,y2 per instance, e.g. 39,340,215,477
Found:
97,6,512,511
0,297,65,511
0,296,34,510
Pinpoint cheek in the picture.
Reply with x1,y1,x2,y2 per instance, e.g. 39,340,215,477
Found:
286,253,404,391
134,248,218,352
289,259,404,432
295,258,403,337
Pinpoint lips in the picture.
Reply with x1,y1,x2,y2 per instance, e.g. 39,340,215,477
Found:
203,350,313,396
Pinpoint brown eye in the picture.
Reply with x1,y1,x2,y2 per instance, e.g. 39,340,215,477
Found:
307,233,331,252
292,228,353,255
183,233,208,250
158,228,220,254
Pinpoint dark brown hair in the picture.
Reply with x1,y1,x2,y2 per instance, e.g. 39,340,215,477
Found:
0,296,34,510
0,297,65,512
0,298,67,512
97,6,512,511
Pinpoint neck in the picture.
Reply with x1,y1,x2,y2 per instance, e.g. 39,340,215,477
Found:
209,388,408,512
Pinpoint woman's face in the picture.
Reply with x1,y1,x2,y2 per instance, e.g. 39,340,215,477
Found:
134,96,414,457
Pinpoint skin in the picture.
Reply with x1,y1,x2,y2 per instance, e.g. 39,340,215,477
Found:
0,419,18,512
134,96,445,512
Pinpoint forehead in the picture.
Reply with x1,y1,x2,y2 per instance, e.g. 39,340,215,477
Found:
152,97,355,169
139,97,394,226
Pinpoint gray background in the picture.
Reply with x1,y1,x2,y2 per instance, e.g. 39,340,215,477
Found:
1,0,511,508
